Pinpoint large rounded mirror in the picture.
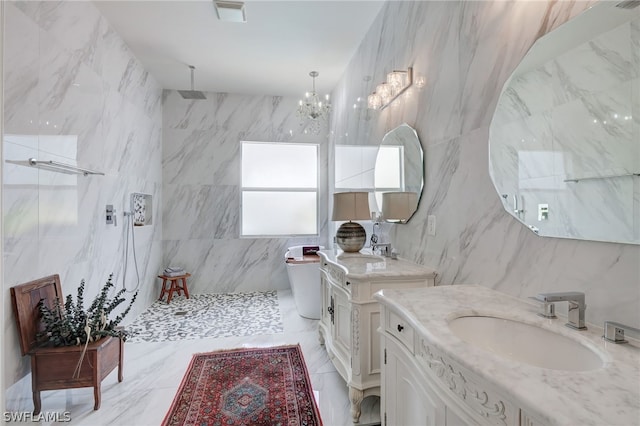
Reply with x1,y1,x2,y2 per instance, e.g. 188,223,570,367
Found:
489,2,639,244
374,123,423,223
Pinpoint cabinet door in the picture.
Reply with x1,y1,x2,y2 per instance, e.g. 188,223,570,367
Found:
383,338,442,426
445,406,468,426
320,274,331,327
332,286,351,360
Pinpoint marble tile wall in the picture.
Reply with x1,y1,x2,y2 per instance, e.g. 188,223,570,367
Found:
331,0,640,328
2,1,163,400
161,91,328,294
490,15,639,243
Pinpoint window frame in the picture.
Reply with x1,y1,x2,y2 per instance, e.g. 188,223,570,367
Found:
240,141,319,238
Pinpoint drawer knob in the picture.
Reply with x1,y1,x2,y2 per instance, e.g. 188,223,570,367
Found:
346,281,351,286
397,324,404,332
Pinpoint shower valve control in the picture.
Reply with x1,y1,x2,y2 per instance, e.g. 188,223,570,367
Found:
106,204,116,226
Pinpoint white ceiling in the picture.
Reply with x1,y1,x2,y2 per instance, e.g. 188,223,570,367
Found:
94,1,385,98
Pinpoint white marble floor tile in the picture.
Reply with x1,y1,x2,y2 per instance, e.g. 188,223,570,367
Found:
5,290,381,426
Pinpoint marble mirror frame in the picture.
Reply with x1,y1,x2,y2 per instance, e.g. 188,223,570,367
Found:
374,123,424,223
489,2,639,244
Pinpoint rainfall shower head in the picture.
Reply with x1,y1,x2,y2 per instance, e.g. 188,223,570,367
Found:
178,65,206,100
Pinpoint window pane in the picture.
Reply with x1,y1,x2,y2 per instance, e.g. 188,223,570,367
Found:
374,145,403,189
242,191,317,236
242,142,317,188
335,145,378,189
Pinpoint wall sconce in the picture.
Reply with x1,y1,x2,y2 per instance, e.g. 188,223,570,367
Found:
332,192,371,252
367,67,413,110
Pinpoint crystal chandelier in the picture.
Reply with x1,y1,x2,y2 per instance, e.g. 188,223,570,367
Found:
297,71,331,134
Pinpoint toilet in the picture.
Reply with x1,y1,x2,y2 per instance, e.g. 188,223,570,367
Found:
285,245,323,319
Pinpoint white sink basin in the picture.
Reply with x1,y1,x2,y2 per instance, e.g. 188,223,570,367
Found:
448,316,603,371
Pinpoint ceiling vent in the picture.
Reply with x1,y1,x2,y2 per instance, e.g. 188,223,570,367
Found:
615,0,640,9
214,1,246,23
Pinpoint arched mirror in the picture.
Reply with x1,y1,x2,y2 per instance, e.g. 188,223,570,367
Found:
489,2,639,244
374,123,424,223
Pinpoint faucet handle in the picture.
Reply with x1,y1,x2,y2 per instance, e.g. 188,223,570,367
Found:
604,321,640,344
372,243,391,257
529,296,557,319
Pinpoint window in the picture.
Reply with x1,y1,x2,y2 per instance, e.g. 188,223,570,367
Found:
374,145,405,192
334,145,378,190
373,145,405,208
335,144,404,212
241,142,318,236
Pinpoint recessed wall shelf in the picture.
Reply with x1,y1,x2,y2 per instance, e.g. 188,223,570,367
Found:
131,193,152,226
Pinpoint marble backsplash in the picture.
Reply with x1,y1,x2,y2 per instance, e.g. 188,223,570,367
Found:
2,1,163,397
162,90,329,294
330,0,639,328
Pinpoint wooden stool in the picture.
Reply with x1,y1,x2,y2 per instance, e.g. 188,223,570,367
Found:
158,273,191,303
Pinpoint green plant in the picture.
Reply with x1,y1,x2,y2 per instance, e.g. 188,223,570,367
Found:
38,274,138,347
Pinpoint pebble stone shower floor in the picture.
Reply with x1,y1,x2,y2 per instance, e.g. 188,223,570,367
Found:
125,291,284,343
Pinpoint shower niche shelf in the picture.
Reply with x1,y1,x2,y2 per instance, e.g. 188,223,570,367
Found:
131,193,152,226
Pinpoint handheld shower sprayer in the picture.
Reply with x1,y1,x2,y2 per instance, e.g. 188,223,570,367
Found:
122,206,140,293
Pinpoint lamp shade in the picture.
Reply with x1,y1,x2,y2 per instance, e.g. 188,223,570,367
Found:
382,192,418,222
332,192,370,221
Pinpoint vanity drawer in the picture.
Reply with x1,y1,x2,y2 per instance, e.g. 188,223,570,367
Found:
321,262,348,290
386,309,415,353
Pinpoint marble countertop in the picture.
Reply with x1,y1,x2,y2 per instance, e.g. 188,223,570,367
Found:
318,249,437,280
374,285,640,426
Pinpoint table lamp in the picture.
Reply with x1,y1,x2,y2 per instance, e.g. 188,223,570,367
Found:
332,192,370,252
382,192,417,223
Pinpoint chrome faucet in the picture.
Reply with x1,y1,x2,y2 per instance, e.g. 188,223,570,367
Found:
371,243,391,257
534,292,587,330
529,296,556,319
603,321,640,344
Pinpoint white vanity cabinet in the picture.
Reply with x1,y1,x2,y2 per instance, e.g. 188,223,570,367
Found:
375,285,640,426
379,302,514,426
317,250,436,423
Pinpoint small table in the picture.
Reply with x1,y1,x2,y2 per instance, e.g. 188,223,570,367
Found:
158,273,191,303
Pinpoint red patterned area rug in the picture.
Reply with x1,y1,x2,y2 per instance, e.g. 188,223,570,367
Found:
162,344,322,426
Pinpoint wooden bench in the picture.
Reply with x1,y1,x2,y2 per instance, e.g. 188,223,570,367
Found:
11,275,123,414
